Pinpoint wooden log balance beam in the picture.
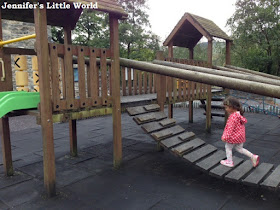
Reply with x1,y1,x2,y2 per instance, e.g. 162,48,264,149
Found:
119,58,280,99
226,65,280,81
153,60,280,87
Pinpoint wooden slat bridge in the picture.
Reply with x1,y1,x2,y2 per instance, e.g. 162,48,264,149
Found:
127,104,280,191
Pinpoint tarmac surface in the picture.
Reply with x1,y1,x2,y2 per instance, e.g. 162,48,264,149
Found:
1,107,280,209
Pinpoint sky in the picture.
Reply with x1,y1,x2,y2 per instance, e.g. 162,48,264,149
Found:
147,0,236,42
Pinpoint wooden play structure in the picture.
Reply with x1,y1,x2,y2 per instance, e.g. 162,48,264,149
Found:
0,0,127,196
1,2,280,197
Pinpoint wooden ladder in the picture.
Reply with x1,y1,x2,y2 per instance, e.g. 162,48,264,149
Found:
127,104,280,191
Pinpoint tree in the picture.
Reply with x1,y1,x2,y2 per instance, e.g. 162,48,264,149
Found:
72,10,109,48
118,0,160,60
227,0,280,75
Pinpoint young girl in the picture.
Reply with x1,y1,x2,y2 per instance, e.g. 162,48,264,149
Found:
220,96,259,168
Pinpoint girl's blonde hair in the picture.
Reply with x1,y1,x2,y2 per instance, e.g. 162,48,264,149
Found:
223,96,244,115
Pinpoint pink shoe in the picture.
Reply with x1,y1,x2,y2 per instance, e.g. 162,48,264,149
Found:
251,155,259,167
220,159,234,167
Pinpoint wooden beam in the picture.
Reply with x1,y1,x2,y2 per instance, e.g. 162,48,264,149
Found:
119,58,280,98
64,26,78,157
34,6,56,197
153,60,280,87
109,14,122,169
0,117,13,176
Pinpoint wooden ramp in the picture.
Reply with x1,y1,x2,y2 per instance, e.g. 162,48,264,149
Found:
127,104,280,191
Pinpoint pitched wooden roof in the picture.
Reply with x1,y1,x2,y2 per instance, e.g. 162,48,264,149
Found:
0,0,127,29
163,13,233,49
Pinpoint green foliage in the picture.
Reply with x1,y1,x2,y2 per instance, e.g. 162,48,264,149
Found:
73,10,109,48
118,0,160,60
227,0,280,75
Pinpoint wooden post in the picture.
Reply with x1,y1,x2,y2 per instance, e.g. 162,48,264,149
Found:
34,6,56,197
64,26,78,157
226,40,231,65
206,85,212,133
208,39,213,67
109,15,122,169
0,117,13,176
168,44,173,118
156,51,166,112
189,48,194,60
206,39,213,132
0,10,13,176
224,40,232,124
188,47,194,123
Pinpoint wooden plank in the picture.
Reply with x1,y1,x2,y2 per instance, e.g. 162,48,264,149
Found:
178,79,182,100
243,163,274,186
183,80,187,100
49,44,62,111
101,49,108,105
196,150,226,171
141,122,163,133
89,47,99,106
139,70,142,94
64,44,75,109
77,46,87,108
128,68,132,95
121,66,126,96
183,144,217,163
143,72,148,94
144,104,160,111
187,81,192,100
261,165,280,190
171,138,205,156
173,78,177,101
0,117,13,176
168,77,172,102
134,112,167,125
149,73,153,93
159,118,176,127
178,132,195,141
133,69,137,95
225,160,254,183
134,114,156,124
142,118,175,133
160,135,183,149
127,106,147,116
152,125,185,141
209,156,243,178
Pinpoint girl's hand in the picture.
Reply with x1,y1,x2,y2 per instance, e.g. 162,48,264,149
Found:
222,138,226,142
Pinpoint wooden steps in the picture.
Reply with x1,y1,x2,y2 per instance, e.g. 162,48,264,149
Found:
126,104,280,192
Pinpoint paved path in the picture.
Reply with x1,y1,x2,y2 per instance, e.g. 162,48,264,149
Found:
0,107,280,209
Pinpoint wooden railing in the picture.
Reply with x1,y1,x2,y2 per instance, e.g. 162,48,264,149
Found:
49,43,113,112
163,57,210,104
120,67,157,96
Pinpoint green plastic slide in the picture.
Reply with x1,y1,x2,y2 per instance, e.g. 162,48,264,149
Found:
0,91,40,118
